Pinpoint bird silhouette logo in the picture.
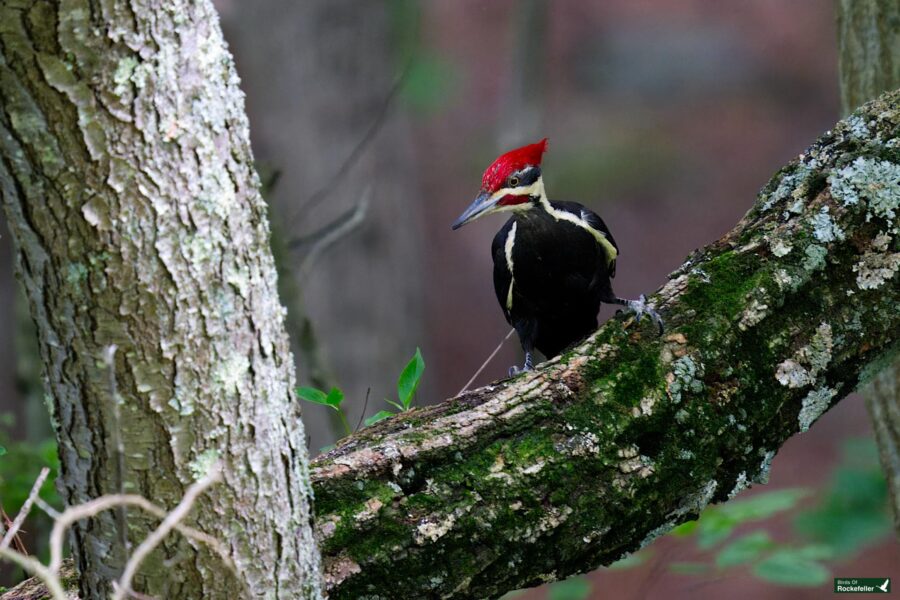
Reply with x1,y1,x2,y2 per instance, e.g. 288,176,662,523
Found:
878,579,890,592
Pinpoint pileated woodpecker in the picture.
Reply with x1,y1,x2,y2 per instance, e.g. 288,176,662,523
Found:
452,139,663,374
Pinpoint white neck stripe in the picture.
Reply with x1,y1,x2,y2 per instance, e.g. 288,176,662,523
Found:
504,221,517,310
538,194,618,266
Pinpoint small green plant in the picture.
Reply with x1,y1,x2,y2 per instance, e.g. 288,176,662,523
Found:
297,348,426,438
387,347,425,412
296,386,351,435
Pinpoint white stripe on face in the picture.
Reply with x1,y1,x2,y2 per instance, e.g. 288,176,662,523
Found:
484,177,546,216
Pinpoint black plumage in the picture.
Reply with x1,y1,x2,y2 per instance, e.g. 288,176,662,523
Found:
491,201,619,362
452,139,662,374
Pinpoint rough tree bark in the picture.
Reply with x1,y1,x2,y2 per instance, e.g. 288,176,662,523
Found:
837,0,900,538
0,1,321,598
309,92,900,599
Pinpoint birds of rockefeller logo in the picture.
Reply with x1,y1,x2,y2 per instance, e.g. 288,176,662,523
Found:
834,578,891,593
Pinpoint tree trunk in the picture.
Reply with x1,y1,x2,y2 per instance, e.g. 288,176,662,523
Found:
837,0,900,538
837,0,900,115
0,1,321,598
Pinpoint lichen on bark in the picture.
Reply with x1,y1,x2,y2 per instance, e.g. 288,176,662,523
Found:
309,91,900,600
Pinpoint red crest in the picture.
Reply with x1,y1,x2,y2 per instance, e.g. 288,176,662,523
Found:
481,138,548,192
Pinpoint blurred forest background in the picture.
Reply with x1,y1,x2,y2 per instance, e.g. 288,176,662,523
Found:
0,1,896,598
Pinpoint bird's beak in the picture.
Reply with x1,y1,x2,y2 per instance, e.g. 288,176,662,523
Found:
451,191,497,230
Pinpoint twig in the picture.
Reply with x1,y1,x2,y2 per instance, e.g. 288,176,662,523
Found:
112,464,223,600
289,58,414,222
290,189,371,278
355,388,371,432
0,467,49,551
48,482,231,578
34,496,61,520
457,328,516,396
2,507,31,555
1,467,233,599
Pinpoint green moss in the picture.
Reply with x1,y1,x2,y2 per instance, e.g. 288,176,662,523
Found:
679,251,768,343
611,349,662,407
344,510,411,561
315,478,400,519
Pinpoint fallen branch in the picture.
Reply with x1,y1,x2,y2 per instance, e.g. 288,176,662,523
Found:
310,90,900,599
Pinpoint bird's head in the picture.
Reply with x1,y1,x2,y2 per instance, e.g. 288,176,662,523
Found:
451,138,548,230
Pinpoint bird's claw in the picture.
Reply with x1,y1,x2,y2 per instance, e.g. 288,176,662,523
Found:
624,294,665,335
508,353,535,376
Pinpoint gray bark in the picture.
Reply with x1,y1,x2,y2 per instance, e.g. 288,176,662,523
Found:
0,1,321,598
837,0,900,538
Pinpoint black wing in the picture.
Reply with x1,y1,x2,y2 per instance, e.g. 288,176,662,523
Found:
491,218,515,322
554,201,618,278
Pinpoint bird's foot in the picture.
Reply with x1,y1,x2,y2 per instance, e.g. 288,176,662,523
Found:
508,352,535,376
620,294,664,335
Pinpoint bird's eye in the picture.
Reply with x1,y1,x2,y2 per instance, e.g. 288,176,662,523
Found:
508,176,520,187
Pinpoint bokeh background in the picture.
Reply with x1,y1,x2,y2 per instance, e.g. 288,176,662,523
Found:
0,1,896,598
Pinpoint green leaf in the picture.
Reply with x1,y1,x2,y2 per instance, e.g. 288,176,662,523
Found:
297,386,328,404
397,348,425,410
715,531,773,568
696,512,735,549
669,562,709,575
364,410,394,427
669,520,698,537
793,446,890,557
0,445,6,457
720,488,809,522
324,387,344,409
794,544,835,561
696,489,808,549
386,400,405,412
547,577,591,600
751,550,829,586
297,386,344,411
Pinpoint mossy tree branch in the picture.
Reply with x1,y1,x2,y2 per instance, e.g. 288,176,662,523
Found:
310,92,900,599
